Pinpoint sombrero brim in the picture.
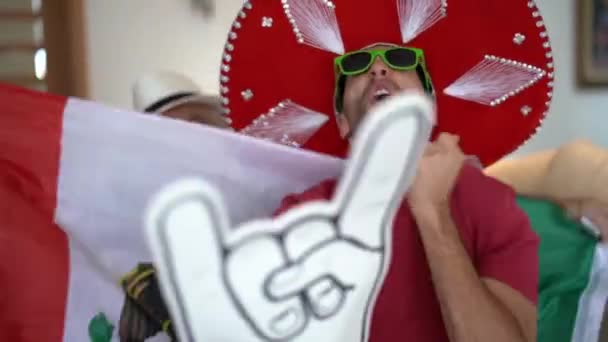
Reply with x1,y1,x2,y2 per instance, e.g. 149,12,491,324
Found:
220,0,554,165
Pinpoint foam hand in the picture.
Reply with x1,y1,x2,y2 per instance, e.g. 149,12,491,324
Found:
144,93,434,342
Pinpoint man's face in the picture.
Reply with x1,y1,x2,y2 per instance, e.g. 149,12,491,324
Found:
162,102,232,130
338,45,425,139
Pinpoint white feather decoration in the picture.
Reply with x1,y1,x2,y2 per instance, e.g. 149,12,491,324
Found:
240,100,329,148
443,55,547,106
397,0,447,43
281,0,345,54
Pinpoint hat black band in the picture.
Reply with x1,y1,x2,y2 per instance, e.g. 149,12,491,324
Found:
144,92,195,113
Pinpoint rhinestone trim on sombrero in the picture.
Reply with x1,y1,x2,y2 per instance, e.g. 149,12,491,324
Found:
241,89,254,101
262,16,273,27
524,0,554,122
513,33,526,45
510,0,554,150
219,1,254,115
520,105,532,116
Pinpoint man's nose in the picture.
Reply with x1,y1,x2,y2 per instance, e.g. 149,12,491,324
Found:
368,57,389,77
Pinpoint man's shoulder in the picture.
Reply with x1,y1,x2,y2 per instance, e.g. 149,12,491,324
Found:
453,163,538,253
451,163,534,240
453,163,518,208
274,179,338,216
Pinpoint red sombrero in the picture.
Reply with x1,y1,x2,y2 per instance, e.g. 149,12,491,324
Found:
220,0,554,166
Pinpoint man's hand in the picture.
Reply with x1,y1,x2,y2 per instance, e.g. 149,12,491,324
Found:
408,133,466,212
143,93,434,342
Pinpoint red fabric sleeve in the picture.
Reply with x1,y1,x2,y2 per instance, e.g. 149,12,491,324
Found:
273,179,337,217
457,165,539,304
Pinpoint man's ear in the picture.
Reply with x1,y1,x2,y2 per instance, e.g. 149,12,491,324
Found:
336,113,351,139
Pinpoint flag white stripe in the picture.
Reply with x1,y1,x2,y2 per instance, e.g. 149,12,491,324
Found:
572,243,608,342
61,241,127,341
54,98,343,340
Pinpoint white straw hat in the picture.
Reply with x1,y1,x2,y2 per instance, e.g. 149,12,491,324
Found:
132,71,221,114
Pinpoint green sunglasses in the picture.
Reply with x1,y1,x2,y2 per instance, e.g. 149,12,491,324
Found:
333,47,434,111
334,47,426,76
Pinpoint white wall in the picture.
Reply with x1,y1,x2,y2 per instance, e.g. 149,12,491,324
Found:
83,0,608,153
83,0,243,109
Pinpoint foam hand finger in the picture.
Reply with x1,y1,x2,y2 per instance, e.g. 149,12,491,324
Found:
268,265,347,320
267,236,383,300
266,236,384,325
266,240,357,301
224,221,309,341
334,93,435,248
144,179,232,341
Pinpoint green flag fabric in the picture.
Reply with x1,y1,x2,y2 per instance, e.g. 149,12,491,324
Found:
517,196,608,342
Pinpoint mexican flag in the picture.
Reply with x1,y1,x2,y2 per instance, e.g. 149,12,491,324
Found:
0,84,342,341
1,83,608,342
516,196,608,342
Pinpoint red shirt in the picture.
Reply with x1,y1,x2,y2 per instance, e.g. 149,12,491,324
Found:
275,164,539,342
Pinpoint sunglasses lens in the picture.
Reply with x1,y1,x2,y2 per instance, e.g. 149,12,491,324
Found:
341,52,372,73
385,48,418,68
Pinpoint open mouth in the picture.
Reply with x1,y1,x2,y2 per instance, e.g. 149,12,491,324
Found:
372,88,391,103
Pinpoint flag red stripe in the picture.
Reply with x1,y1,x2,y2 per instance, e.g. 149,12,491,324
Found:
0,83,66,215
0,83,70,341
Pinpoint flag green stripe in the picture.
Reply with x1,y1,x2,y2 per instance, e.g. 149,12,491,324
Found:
516,196,597,342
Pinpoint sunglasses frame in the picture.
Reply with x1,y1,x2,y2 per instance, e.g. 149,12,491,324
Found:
334,47,425,76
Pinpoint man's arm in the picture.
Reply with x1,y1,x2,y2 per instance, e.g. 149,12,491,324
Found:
483,149,555,195
407,134,538,342
412,203,536,342
485,139,608,205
